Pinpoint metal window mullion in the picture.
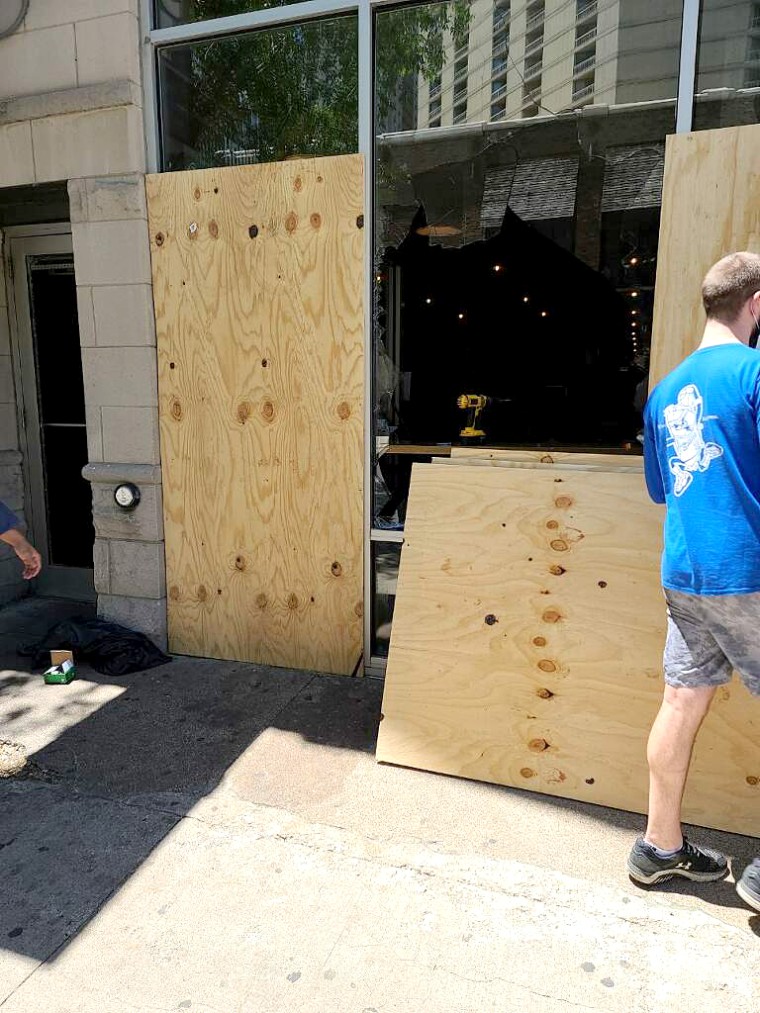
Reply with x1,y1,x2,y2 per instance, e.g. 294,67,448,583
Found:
675,0,700,133
359,0,374,673
140,0,161,173
150,0,360,45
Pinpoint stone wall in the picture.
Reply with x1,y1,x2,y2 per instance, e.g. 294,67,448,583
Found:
69,175,166,649
0,1,168,646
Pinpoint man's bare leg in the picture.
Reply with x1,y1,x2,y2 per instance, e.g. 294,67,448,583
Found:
644,684,717,850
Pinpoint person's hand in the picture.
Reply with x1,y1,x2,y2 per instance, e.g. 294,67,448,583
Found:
16,540,42,580
1,529,42,579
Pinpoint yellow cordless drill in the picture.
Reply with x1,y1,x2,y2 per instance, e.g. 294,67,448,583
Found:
457,393,511,440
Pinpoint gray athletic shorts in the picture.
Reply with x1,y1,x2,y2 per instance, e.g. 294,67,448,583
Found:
664,588,760,696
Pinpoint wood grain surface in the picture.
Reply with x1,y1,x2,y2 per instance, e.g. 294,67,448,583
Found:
377,462,760,835
147,155,364,674
650,124,760,386
451,447,642,470
447,450,643,474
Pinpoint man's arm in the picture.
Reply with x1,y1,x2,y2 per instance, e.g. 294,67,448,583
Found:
643,407,666,505
0,500,41,580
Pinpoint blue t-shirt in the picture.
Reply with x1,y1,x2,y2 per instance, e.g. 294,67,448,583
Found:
644,343,760,595
0,499,19,536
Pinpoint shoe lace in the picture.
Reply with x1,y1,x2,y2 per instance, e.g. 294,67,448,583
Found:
681,837,714,862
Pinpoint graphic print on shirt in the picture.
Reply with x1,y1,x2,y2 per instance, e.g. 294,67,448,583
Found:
663,383,723,497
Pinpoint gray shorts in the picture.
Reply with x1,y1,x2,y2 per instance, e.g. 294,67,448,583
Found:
664,588,760,696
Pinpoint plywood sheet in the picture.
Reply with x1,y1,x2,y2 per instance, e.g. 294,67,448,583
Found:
445,455,642,475
451,447,640,469
377,462,760,836
650,124,760,386
147,155,364,674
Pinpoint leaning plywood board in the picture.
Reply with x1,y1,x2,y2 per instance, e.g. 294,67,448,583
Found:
147,155,364,674
442,456,643,475
650,124,760,385
451,447,640,470
377,462,760,836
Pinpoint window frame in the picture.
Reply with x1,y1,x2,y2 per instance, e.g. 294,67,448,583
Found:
141,0,701,674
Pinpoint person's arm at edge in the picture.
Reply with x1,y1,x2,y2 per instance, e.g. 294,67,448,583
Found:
0,501,41,580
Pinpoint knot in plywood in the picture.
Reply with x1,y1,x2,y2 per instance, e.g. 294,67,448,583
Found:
197,585,208,602
532,636,547,647
747,775,759,786
550,539,568,552
209,220,219,239
542,608,562,623
555,496,573,509
248,224,259,238
529,738,550,752
169,585,180,601
237,401,252,424
255,593,268,609
155,232,165,247
484,614,499,626
331,561,343,577
354,601,363,617
170,399,183,421
193,186,202,201
188,221,199,239
520,767,537,778
310,212,322,229
546,520,559,530
294,176,303,192
285,212,298,233
287,593,299,610
537,688,555,699
550,565,566,575
261,400,275,422
234,555,246,571
337,401,352,420
356,214,364,229
538,659,557,673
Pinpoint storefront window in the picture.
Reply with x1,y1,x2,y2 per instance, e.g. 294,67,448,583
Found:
372,0,683,534
693,0,760,129
154,1,302,27
373,541,402,659
158,16,358,170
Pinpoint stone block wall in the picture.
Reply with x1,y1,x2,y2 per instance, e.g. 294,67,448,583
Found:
0,2,169,646
0,2,144,188
70,175,167,649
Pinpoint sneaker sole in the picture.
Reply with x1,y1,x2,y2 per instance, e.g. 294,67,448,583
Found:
736,880,760,913
627,862,728,886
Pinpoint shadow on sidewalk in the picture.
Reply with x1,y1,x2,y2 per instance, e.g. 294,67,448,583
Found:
0,597,382,970
0,596,757,973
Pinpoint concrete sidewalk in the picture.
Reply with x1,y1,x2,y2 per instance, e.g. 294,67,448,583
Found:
0,598,758,1012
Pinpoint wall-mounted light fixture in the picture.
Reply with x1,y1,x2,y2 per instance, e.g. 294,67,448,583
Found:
114,483,141,511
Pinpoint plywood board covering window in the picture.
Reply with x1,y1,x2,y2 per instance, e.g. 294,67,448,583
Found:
650,124,760,386
378,462,760,836
147,155,364,674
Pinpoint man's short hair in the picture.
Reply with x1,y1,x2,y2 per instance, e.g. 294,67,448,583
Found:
701,252,760,322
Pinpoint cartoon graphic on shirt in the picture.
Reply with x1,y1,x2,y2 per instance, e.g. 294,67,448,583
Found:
663,383,723,496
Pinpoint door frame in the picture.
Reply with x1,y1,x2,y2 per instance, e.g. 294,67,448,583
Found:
5,225,95,601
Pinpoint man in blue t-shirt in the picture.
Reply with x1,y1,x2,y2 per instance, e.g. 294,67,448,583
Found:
627,252,760,912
